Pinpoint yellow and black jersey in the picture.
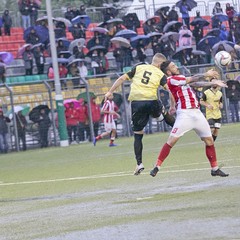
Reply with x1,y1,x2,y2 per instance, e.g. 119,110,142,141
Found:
125,63,166,101
202,88,223,120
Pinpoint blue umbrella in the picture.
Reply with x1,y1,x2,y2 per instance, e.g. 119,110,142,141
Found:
71,15,91,27
0,52,14,64
24,25,49,44
115,29,137,39
49,58,69,64
211,13,228,22
197,36,220,51
56,38,70,48
130,35,150,48
176,0,197,11
206,28,221,37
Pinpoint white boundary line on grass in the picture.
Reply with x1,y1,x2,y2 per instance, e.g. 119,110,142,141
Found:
0,165,239,187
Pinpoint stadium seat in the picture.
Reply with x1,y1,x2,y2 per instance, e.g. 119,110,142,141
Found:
17,76,26,83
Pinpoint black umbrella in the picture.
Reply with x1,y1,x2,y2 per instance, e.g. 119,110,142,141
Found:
58,51,72,59
176,0,197,11
190,18,210,27
172,46,193,60
160,32,179,42
155,6,170,15
113,93,123,108
29,105,50,123
163,21,182,32
87,45,108,56
106,18,123,25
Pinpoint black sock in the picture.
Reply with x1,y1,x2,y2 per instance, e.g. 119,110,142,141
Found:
134,133,143,165
212,135,217,141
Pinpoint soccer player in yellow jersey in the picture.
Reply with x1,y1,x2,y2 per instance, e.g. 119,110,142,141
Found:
104,53,175,175
200,81,223,141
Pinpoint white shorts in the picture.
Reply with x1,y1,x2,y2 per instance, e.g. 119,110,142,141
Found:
170,109,212,138
104,121,116,133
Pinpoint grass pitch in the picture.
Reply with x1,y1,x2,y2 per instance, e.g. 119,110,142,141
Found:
0,123,240,240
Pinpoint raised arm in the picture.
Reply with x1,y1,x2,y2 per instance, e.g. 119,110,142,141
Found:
105,74,128,100
186,69,220,84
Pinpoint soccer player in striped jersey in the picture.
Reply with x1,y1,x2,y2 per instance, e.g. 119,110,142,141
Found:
150,60,229,177
104,53,176,175
93,94,120,147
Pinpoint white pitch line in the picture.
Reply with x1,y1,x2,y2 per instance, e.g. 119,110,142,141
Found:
0,165,239,187
136,197,153,201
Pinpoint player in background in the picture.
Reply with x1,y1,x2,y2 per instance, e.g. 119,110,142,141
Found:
93,94,120,147
150,60,229,177
200,79,223,141
104,53,176,175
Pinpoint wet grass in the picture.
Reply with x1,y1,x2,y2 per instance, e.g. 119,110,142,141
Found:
0,123,239,240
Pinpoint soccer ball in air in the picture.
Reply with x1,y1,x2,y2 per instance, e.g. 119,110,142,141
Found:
214,51,232,67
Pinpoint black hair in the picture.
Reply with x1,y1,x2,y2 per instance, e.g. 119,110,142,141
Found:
160,60,171,74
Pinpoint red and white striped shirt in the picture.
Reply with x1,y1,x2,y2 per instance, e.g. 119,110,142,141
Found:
167,75,199,110
101,100,115,123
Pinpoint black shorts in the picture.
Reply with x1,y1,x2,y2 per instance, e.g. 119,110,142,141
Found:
208,118,222,129
131,100,163,132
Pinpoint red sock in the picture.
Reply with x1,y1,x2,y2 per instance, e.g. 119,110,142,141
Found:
110,139,114,144
206,145,218,168
96,135,102,141
156,143,172,167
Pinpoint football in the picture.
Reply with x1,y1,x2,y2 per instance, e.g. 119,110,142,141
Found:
214,51,232,67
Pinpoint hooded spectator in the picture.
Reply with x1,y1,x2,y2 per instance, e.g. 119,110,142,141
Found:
2,9,12,36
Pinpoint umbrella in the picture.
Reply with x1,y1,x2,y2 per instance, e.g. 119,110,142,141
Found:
110,37,130,48
87,45,108,56
64,99,80,108
49,58,69,64
143,16,160,25
76,92,96,102
29,105,50,123
56,38,70,48
172,46,193,60
163,21,182,33
0,52,14,64
36,16,56,25
190,18,210,27
31,43,43,50
90,27,109,34
67,58,86,67
160,32,179,42
211,13,228,22
7,105,30,119
69,38,85,53
113,93,123,108
115,29,137,39
130,35,150,48
176,0,197,11
197,36,220,51
23,25,49,44
71,15,91,27
155,6,170,15
206,28,221,37
212,41,235,56
55,17,72,27
58,51,72,59
192,50,206,56
106,18,123,25
18,43,32,56
18,0,41,5
147,32,162,38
